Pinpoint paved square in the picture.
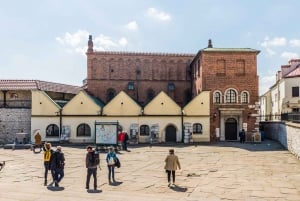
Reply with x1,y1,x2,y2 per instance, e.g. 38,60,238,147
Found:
0,140,300,201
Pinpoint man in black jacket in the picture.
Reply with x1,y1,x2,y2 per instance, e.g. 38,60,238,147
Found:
51,146,65,187
85,145,99,190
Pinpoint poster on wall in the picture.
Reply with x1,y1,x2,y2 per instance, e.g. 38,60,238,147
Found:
60,126,70,142
150,124,159,143
95,122,118,145
129,123,139,144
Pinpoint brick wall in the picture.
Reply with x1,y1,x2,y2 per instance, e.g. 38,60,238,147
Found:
86,52,194,106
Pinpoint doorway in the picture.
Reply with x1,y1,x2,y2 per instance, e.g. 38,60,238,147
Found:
225,118,237,141
165,125,177,142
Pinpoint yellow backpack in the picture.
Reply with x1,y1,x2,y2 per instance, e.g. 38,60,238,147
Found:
44,150,52,162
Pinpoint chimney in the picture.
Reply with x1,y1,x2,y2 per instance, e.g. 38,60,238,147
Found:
208,39,213,48
87,35,93,53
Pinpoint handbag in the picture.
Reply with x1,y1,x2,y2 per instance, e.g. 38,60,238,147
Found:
115,157,121,168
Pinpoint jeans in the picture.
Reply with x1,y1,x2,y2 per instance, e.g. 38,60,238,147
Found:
86,168,97,188
54,168,64,183
108,165,115,181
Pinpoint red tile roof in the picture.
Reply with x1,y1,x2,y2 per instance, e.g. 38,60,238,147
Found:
285,64,300,78
0,80,82,94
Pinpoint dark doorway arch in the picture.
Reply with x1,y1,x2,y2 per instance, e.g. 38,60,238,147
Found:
165,125,177,142
225,118,237,141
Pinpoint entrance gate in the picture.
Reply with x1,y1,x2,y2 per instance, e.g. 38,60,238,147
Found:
225,118,237,141
165,125,177,142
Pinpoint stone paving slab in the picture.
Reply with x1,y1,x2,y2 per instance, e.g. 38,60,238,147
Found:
0,140,300,201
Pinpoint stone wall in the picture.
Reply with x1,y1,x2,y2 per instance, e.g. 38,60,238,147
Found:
262,121,300,159
0,108,31,144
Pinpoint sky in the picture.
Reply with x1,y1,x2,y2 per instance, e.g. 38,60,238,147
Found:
1,0,300,96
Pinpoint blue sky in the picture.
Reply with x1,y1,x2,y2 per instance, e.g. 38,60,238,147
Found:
1,0,300,95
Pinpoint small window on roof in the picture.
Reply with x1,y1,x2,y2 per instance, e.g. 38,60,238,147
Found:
128,82,134,90
168,82,175,91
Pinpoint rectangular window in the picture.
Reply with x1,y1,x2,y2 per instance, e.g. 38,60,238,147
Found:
292,86,299,97
168,83,175,91
128,82,134,90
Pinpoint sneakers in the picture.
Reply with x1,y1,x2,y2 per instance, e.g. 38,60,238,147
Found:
168,182,171,187
44,180,47,186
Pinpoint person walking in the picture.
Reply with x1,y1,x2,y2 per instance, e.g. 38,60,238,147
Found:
122,131,129,151
106,147,118,184
51,146,65,187
85,145,100,190
239,129,246,144
43,142,54,186
164,149,181,187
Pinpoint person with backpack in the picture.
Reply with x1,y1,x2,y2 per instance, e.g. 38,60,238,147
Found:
85,145,100,190
164,149,181,187
51,146,65,187
43,142,55,186
106,146,118,184
122,131,129,151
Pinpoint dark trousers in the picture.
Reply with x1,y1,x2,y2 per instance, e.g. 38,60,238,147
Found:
167,170,175,183
122,141,127,150
44,162,55,181
54,168,64,183
86,168,97,188
108,165,115,181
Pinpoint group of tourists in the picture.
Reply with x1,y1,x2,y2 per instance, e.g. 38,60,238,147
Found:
43,142,181,190
43,143,65,187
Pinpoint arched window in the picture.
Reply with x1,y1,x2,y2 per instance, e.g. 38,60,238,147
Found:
77,123,91,137
140,125,150,136
213,91,222,104
225,89,237,103
147,89,155,102
241,91,249,103
46,124,59,137
106,88,116,103
193,123,203,134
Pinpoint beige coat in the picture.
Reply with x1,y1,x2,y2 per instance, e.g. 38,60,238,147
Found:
164,154,181,171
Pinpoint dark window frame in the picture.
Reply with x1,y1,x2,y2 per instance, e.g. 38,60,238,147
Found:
46,124,59,137
77,123,91,137
193,123,203,134
140,125,150,136
292,86,299,97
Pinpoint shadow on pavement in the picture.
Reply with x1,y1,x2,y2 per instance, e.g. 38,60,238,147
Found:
110,181,123,186
87,189,102,193
169,184,187,192
47,186,65,191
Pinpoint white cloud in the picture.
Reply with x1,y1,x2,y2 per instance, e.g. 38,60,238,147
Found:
260,37,287,47
259,75,276,95
266,48,276,56
118,37,128,46
56,31,129,53
289,39,300,47
281,51,299,60
146,7,171,21
56,30,89,55
125,21,138,31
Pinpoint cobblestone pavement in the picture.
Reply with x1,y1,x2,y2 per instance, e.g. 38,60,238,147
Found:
0,140,300,201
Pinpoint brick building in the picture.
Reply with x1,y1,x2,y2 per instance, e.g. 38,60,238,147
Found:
86,36,260,141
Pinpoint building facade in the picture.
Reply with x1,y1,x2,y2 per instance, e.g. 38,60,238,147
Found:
86,36,260,142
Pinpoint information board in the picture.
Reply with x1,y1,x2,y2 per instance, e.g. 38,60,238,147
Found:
95,122,118,145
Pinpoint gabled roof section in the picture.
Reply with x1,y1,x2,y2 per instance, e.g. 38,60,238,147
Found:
285,64,300,78
144,91,181,115
0,79,82,94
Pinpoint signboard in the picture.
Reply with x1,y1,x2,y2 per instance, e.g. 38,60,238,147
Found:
61,126,70,141
129,123,139,144
95,122,118,145
150,124,159,143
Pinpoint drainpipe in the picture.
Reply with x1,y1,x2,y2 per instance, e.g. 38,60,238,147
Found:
181,109,184,143
3,90,7,107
